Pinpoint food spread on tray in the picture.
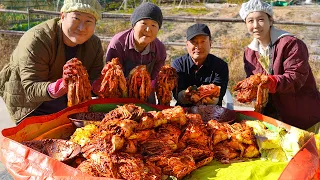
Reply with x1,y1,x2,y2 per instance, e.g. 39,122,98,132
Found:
70,104,261,179
22,104,260,179
17,103,315,179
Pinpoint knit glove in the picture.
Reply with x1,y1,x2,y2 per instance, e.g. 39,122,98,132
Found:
48,61,79,98
47,78,67,98
267,75,278,93
62,62,78,85
151,80,156,92
92,78,102,96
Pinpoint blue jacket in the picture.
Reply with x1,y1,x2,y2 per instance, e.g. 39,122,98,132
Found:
172,54,229,106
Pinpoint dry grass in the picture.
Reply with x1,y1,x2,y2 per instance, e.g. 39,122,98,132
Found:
168,6,210,15
165,45,187,65
219,36,252,91
310,60,320,92
0,34,20,70
96,19,131,37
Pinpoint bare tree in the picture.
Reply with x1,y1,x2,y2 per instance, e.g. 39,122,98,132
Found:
118,0,128,10
56,0,60,12
178,0,188,8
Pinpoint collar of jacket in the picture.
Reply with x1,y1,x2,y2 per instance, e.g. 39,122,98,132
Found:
57,19,63,47
188,54,211,71
248,26,294,52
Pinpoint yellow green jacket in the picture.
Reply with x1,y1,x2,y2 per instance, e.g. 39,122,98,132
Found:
0,18,104,124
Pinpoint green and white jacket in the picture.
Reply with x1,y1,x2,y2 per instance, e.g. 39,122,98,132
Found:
0,18,104,124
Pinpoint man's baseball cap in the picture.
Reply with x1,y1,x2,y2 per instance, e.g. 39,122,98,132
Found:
186,23,211,41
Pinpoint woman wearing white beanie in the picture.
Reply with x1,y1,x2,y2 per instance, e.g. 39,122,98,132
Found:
238,0,320,130
0,0,104,124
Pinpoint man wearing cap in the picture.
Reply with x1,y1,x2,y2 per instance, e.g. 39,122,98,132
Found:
238,0,320,130
172,23,229,106
105,2,166,103
0,0,104,124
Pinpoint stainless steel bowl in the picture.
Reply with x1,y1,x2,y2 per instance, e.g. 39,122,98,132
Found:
189,105,236,124
68,112,106,128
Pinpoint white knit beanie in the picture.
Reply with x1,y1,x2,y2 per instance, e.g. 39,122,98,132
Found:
60,0,102,20
239,0,273,21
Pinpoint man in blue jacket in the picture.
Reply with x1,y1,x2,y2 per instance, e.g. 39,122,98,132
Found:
172,23,229,106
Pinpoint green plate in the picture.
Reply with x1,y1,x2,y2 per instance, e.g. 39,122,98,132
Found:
88,103,157,113
184,159,287,180
237,113,257,121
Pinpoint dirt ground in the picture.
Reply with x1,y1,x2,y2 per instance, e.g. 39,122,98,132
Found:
1,3,320,65
157,3,320,60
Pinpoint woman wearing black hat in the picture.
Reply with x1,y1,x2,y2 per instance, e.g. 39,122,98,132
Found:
105,2,166,103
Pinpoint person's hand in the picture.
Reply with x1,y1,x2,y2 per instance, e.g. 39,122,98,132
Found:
267,75,277,93
261,75,278,93
47,78,68,98
212,97,219,105
185,85,197,97
62,61,79,85
209,97,219,105
92,78,102,96
177,90,192,105
199,96,219,105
